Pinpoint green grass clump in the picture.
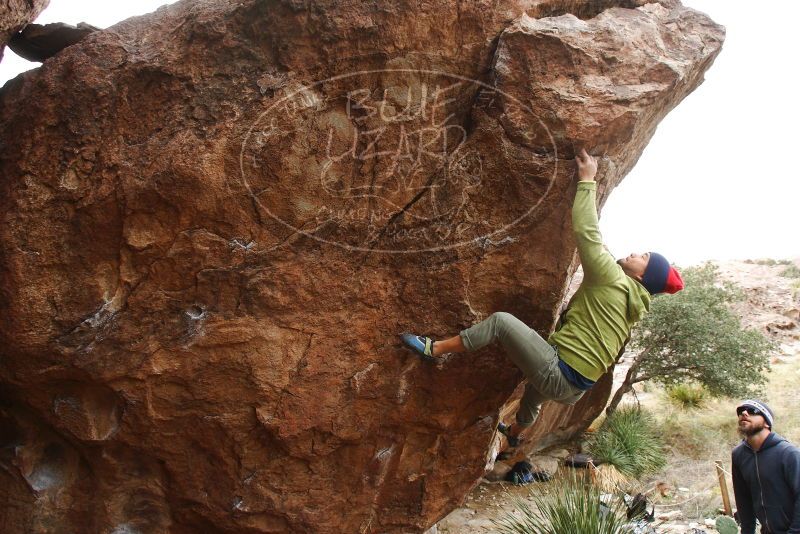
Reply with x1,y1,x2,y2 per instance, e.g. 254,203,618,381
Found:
588,407,666,479
494,476,635,534
667,383,707,409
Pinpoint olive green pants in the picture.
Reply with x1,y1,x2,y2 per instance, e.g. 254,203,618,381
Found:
459,312,585,427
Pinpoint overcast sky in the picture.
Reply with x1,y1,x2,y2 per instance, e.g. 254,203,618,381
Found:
601,0,799,266
1,1,797,267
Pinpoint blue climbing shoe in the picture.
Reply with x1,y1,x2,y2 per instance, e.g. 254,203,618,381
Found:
400,333,438,363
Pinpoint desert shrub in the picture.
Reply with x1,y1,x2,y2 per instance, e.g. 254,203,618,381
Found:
588,407,666,479
494,475,635,534
748,258,790,266
608,263,774,414
781,264,800,278
667,383,707,409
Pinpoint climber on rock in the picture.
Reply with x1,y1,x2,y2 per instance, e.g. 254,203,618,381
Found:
401,148,684,448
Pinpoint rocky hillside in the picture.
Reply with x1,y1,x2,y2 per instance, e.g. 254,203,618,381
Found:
718,259,800,349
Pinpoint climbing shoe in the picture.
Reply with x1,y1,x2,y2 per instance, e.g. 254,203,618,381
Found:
400,333,438,363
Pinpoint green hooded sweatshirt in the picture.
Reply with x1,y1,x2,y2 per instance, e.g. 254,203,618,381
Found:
547,181,651,381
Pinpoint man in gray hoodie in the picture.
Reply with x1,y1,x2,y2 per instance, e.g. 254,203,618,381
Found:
731,399,800,533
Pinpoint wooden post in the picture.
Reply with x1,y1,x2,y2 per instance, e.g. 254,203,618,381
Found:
716,460,733,516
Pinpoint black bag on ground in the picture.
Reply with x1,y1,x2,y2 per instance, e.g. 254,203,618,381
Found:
625,492,655,521
505,461,550,485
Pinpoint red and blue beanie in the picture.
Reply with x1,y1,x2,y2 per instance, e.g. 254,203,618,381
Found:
641,253,684,295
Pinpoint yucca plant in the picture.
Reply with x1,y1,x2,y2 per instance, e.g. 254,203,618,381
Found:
667,383,707,409
493,475,635,534
588,407,666,479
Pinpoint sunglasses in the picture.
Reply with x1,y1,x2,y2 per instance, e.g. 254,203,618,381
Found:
737,406,762,417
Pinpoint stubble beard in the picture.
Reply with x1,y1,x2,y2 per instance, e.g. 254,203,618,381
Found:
739,420,766,437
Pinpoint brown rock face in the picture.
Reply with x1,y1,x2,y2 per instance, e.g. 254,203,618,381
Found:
0,0,49,62
0,1,722,532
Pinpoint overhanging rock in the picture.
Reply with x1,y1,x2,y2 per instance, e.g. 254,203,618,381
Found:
0,0,722,532
0,0,49,62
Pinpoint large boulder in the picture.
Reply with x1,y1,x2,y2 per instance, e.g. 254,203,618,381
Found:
0,0,723,532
